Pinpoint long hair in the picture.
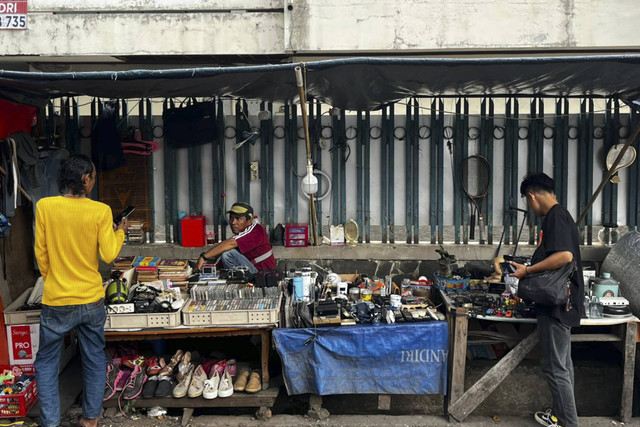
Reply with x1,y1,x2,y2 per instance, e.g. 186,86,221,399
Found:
58,154,94,196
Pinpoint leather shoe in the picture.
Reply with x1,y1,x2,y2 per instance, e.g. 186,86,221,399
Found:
245,369,262,393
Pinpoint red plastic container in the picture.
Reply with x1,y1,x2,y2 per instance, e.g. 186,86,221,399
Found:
0,374,37,418
181,216,206,247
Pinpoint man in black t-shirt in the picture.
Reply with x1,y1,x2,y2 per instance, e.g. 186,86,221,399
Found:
510,173,583,427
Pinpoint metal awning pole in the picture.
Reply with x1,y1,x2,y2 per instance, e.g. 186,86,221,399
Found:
295,66,319,246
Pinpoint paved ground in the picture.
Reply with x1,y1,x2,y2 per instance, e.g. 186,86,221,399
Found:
15,411,640,427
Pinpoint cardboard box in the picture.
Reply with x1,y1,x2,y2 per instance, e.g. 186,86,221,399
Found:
3,287,40,325
6,324,76,372
181,215,206,247
338,274,361,283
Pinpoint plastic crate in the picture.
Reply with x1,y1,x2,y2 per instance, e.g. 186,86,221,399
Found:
0,377,37,418
104,310,181,330
4,287,40,325
181,297,281,326
433,273,469,292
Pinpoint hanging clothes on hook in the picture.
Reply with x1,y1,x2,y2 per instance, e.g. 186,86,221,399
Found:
120,127,160,155
92,100,126,172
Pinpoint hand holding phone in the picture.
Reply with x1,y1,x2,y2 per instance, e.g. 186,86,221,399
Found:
114,205,134,225
500,261,517,275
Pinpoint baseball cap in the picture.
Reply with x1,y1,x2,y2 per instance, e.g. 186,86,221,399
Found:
227,202,254,218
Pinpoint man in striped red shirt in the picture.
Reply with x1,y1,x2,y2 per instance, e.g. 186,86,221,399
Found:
196,202,275,273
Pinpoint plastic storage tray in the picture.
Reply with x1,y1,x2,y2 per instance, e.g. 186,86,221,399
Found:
0,377,37,418
4,287,40,325
433,273,469,292
181,297,280,326
104,310,181,330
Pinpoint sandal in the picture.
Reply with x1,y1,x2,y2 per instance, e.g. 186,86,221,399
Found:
158,349,183,376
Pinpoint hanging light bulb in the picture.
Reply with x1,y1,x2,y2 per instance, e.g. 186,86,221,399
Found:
301,163,318,195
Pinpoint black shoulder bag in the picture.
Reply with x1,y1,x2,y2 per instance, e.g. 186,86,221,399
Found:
518,260,576,306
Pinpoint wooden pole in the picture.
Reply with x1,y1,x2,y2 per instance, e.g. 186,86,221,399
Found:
295,66,319,246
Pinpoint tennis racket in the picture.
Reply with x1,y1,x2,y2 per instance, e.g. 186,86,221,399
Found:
461,155,491,243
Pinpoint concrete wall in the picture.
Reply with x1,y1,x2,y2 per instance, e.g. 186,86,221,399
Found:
285,0,640,53
0,0,284,58
1,0,640,64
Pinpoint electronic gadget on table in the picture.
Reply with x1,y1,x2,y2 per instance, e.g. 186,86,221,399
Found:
114,205,135,224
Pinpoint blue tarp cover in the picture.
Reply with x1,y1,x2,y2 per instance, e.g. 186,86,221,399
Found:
273,322,448,395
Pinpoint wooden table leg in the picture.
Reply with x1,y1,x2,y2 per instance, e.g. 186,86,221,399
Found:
620,321,637,423
181,407,194,426
449,307,469,408
448,330,539,423
261,329,270,389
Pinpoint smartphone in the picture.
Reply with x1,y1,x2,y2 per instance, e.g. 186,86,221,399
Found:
114,205,135,225
500,261,517,275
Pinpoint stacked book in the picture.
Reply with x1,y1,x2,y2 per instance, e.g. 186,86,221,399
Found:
126,220,144,244
113,256,135,271
157,259,191,286
133,256,160,283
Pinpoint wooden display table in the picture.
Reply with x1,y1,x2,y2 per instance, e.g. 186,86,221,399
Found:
439,289,638,423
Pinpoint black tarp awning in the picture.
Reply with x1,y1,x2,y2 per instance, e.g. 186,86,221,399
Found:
2,56,640,110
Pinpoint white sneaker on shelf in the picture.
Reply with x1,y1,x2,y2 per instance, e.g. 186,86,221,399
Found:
203,371,220,399
218,370,234,398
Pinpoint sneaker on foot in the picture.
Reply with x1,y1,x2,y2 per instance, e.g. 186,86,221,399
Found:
218,370,234,398
535,409,562,427
203,371,220,399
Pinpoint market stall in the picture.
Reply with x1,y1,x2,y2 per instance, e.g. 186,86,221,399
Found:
437,288,638,423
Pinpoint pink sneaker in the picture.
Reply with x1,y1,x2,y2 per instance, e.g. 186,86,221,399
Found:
225,359,237,377
201,359,218,377
210,359,226,378
116,368,132,391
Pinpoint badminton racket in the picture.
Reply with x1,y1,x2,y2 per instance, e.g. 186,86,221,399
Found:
460,155,491,243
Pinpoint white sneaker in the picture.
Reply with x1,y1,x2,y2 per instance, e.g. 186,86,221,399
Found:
202,371,220,399
218,370,234,398
535,409,562,427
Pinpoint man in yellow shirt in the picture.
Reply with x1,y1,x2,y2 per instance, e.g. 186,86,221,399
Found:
34,154,128,427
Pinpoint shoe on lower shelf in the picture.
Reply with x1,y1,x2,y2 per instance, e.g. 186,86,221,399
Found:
245,369,262,394
225,359,237,377
121,365,147,400
158,349,183,376
218,370,234,398
233,367,251,392
203,371,220,399
172,364,194,398
141,375,158,398
154,375,173,397
103,362,123,401
145,356,164,376
187,364,207,398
